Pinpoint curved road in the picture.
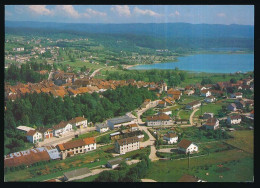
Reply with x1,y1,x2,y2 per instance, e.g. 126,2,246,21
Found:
189,108,200,126
89,68,103,78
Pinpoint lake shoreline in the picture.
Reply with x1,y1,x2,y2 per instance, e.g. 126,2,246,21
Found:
128,52,254,74
127,50,254,71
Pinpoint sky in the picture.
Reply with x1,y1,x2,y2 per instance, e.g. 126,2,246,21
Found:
5,5,254,25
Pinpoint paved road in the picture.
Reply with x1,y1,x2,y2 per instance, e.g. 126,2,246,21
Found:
48,71,54,81
89,68,103,78
135,100,160,161
157,147,177,153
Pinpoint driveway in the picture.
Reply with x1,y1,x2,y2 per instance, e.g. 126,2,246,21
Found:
157,147,177,153
189,108,199,126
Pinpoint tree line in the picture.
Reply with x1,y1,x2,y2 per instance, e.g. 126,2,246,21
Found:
107,69,187,87
5,62,51,84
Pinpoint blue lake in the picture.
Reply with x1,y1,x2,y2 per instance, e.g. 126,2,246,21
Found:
130,53,254,73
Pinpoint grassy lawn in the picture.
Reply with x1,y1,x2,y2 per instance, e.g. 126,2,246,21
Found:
145,149,252,182
72,131,100,141
194,103,223,117
179,110,192,120
190,157,253,182
225,130,254,154
180,95,203,105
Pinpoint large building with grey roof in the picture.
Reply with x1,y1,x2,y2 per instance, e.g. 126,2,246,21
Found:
107,115,135,130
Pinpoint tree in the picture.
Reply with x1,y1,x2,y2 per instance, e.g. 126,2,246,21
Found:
230,78,237,84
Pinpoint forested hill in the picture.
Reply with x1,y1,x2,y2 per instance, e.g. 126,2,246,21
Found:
6,21,253,39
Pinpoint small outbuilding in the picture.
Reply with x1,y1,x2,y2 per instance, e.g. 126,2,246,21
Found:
63,167,92,181
106,157,124,169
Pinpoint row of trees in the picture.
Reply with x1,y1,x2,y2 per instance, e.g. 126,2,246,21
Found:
5,63,49,84
106,69,187,87
4,85,157,154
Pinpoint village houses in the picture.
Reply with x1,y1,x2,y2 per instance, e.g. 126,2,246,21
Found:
227,115,242,125
57,137,96,160
200,90,211,97
53,121,73,137
203,118,219,130
114,136,140,155
230,92,243,99
185,101,201,110
204,96,216,103
163,133,178,144
96,123,109,133
26,130,43,143
177,139,198,154
146,113,173,126
69,116,88,129
227,103,237,111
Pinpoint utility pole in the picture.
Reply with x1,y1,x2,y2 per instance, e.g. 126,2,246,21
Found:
188,152,190,169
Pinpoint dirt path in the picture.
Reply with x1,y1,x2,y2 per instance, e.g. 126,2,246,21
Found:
141,179,157,182
89,68,103,78
189,108,199,126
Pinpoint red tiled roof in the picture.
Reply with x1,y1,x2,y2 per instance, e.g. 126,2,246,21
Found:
146,113,171,121
116,136,139,146
69,117,87,124
53,121,70,130
26,130,37,136
205,118,218,126
177,139,193,149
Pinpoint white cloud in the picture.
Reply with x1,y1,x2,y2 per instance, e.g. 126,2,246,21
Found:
55,5,80,18
83,8,107,18
133,7,162,17
111,5,131,17
27,5,53,16
169,10,180,17
217,13,226,17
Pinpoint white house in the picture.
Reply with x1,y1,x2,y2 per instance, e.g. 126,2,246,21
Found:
96,123,109,133
114,136,140,155
159,108,172,116
163,133,178,144
203,112,214,119
230,92,243,99
227,103,237,111
26,130,43,143
177,139,198,154
200,90,211,97
204,96,216,103
69,117,88,129
127,124,139,132
146,113,173,126
184,90,195,96
37,127,54,139
57,137,96,160
107,115,135,130
53,121,73,136
185,101,201,110
203,118,219,130
227,115,242,125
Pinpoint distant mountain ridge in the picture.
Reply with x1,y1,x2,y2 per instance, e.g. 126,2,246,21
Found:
5,21,254,39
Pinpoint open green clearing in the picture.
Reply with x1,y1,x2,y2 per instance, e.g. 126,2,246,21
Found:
145,149,252,182
178,110,192,120
225,130,254,154
194,103,223,117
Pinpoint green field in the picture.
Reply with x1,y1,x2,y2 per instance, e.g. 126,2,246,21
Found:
194,103,223,117
225,130,254,154
179,110,192,120
145,149,252,182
